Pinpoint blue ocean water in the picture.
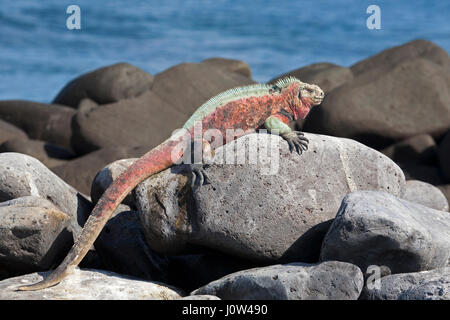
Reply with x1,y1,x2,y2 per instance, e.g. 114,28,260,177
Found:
0,0,449,103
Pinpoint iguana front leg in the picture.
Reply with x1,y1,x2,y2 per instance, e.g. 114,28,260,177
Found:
264,113,309,155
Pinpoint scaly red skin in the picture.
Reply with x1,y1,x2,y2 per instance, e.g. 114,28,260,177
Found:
17,81,320,291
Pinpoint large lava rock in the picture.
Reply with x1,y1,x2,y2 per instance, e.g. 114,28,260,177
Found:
362,267,450,300
0,119,27,145
191,261,364,300
0,196,72,278
135,133,405,262
0,268,183,300
320,191,450,275
403,180,449,212
350,39,449,76
0,101,75,149
52,62,155,108
303,57,450,148
0,153,92,238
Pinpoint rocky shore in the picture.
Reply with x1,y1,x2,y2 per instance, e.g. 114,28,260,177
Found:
0,39,449,300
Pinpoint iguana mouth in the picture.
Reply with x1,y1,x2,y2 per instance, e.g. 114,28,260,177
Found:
312,89,325,105
312,96,324,105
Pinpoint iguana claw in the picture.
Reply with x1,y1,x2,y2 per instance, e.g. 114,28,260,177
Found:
283,131,309,155
185,163,210,187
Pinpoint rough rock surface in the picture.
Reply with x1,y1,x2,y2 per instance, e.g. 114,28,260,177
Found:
0,153,92,238
303,58,450,148
191,261,364,300
0,119,28,145
403,180,449,211
320,191,450,275
362,267,450,300
0,268,183,300
0,196,72,277
52,63,154,108
0,100,75,149
135,133,405,262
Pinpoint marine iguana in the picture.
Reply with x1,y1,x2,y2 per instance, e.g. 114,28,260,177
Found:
18,76,324,291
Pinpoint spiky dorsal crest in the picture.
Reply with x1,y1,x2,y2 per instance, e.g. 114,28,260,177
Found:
273,76,303,90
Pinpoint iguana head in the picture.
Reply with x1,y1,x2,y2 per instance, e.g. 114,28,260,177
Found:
274,77,324,120
297,82,324,106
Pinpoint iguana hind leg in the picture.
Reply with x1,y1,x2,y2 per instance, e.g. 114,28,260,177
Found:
185,163,210,186
183,138,213,186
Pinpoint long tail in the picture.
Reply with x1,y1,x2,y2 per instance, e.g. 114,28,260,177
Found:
17,138,182,291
